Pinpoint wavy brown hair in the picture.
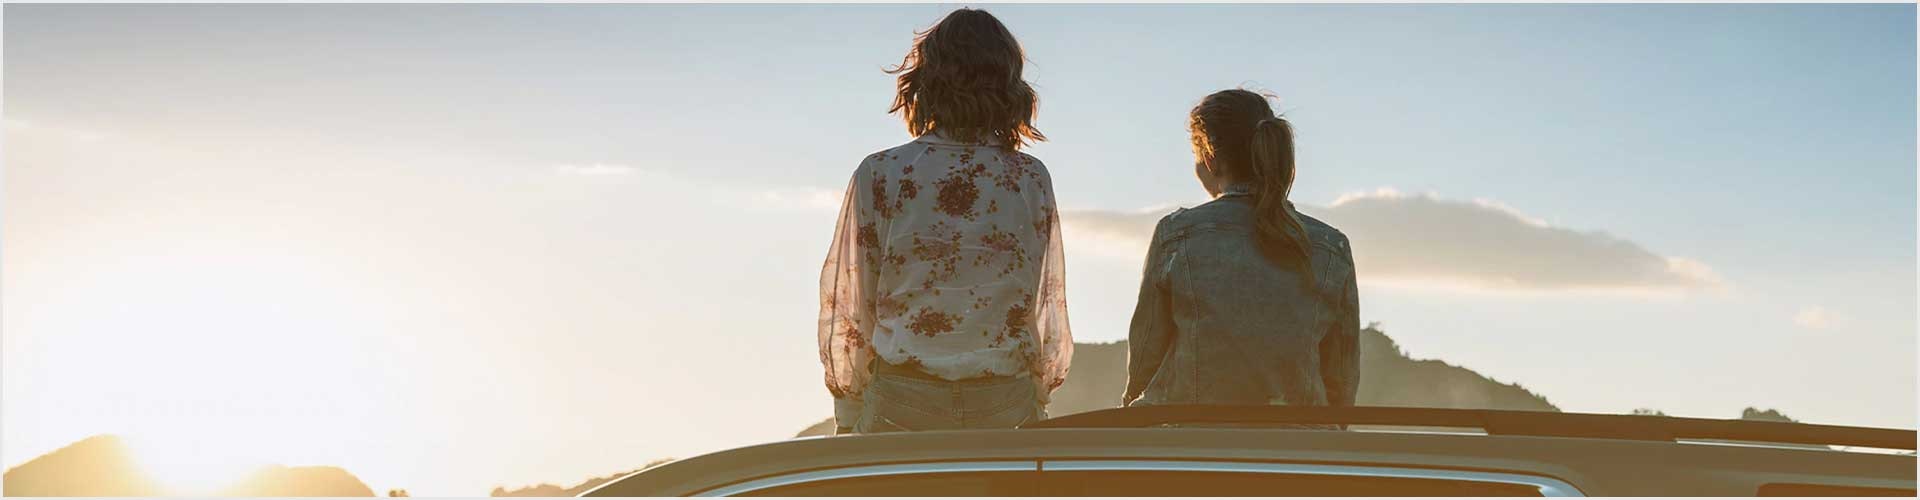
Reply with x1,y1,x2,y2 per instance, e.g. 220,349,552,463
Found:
886,8,1044,150
1189,89,1313,274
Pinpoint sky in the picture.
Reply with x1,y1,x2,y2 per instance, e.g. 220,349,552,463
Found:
3,3,1915,496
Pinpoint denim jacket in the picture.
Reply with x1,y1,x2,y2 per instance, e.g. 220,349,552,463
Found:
1123,190,1360,408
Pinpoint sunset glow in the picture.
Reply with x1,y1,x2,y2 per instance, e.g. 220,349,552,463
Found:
5,4,1912,495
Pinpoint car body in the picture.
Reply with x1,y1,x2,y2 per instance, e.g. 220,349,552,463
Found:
582,406,1916,496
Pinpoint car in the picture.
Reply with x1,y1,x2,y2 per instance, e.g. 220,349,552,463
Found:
581,405,1916,496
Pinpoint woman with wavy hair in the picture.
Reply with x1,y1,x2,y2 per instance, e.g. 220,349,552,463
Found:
818,8,1072,434
1123,89,1360,417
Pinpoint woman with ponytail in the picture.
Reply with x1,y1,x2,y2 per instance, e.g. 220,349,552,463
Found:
1123,89,1360,414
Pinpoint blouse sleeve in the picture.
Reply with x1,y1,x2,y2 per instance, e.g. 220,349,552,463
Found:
1028,172,1074,404
819,167,878,411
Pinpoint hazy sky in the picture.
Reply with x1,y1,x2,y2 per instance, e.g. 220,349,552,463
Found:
4,3,1914,496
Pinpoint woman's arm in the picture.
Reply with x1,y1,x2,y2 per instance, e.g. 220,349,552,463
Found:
1318,241,1360,408
1028,170,1073,405
1124,214,1178,406
819,166,879,430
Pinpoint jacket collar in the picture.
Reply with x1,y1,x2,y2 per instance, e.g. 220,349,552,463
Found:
1215,184,1298,210
1216,183,1256,199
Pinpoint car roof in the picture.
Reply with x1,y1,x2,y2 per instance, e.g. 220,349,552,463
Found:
584,427,1915,496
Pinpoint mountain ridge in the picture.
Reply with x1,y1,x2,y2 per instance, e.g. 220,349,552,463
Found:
800,324,1558,437
2,326,1832,497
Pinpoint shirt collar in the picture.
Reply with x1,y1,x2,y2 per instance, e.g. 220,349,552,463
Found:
915,129,1004,147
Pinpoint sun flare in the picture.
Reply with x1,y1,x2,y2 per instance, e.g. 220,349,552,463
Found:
125,432,268,495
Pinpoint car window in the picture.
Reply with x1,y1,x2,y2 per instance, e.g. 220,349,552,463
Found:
1038,469,1544,496
734,470,1040,496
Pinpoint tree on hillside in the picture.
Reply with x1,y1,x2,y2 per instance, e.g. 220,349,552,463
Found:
1740,407,1797,423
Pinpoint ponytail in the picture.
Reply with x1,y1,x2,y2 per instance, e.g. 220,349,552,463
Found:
1190,89,1315,276
1249,117,1315,276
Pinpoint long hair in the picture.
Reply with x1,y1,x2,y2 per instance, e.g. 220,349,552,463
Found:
885,8,1045,150
1188,89,1314,273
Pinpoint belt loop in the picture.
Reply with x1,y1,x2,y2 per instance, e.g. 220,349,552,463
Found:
952,379,966,425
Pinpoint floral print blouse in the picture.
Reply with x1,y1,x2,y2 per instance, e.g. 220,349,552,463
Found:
818,133,1073,409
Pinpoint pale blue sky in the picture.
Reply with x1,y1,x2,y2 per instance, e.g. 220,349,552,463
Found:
4,3,1914,496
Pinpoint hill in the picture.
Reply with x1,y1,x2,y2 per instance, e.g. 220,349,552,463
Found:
1,435,163,497
218,465,375,497
0,326,1838,497
1353,324,1558,412
800,324,1557,436
1,435,377,497
490,459,673,497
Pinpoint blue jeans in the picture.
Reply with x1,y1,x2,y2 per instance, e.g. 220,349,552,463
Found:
854,371,1046,433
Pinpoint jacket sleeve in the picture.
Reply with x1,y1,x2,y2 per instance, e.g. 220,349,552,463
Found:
1124,214,1178,406
1318,240,1360,408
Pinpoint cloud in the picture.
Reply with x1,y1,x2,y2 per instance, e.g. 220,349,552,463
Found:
4,118,109,143
748,187,844,212
552,163,639,176
539,170,1724,295
546,162,845,213
1062,188,1723,294
1793,306,1842,330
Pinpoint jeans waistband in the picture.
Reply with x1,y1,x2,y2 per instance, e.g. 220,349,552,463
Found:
875,361,1027,384
875,360,951,382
